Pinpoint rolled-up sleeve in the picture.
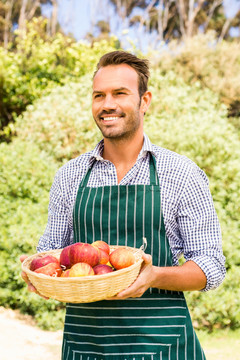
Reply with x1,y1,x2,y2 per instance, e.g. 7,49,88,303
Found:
177,166,226,291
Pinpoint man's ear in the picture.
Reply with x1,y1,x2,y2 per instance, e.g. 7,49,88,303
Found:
141,91,152,114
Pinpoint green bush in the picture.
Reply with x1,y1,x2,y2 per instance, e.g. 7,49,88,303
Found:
2,63,240,331
0,17,119,132
156,32,240,118
185,265,240,331
14,77,101,162
0,139,65,329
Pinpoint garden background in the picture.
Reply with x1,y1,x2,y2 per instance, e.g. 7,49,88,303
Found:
0,0,240,357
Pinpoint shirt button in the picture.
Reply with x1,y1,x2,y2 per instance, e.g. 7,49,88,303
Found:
109,169,113,175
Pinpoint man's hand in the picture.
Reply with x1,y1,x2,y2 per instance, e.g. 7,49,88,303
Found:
108,253,153,300
20,255,49,299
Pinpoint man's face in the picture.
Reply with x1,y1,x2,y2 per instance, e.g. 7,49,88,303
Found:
92,64,145,140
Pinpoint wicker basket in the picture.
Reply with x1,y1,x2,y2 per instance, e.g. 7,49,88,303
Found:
22,245,144,303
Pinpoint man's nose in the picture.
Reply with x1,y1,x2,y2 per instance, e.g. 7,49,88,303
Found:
102,94,117,110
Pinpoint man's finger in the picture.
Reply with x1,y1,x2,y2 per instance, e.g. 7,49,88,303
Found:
142,253,152,264
20,254,29,263
21,270,29,283
20,255,49,299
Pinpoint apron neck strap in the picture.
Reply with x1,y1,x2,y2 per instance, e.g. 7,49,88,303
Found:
149,153,159,186
81,152,159,187
81,164,93,187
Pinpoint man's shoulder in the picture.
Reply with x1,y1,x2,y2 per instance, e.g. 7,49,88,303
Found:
55,151,93,180
152,144,206,181
152,144,195,168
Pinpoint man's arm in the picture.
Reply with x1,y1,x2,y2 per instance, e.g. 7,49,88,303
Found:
110,163,225,299
37,168,73,252
109,254,206,300
151,259,207,291
175,165,226,292
20,168,72,296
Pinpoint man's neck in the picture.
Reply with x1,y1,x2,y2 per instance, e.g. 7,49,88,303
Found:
102,133,144,183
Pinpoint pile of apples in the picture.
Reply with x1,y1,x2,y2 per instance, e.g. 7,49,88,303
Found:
30,241,135,278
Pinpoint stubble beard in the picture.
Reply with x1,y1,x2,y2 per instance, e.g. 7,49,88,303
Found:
99,114,141,141
94,100,142,141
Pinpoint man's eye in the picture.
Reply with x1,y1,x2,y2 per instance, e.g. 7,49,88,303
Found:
94,94,103,99
116,92,126,95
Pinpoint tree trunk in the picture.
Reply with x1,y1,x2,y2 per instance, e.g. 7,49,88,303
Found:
157,0,172,42
186,0,195,37
157,0,164,41
3,0,14,49
27,0,41,21
19,0,28,32
51,0,58,35
203,0,223,32
186,0,205,37
137,0,157,49
219,17,232,41
177,0,187,37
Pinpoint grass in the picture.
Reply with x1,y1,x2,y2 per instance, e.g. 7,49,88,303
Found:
197,329,240,360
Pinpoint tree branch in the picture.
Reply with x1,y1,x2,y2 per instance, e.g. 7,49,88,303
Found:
26,0,41,21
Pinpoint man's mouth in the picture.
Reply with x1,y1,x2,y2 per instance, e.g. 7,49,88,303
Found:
101,116,119,121
99,113,125,122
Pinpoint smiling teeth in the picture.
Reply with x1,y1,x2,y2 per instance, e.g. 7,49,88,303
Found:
103,117,118,121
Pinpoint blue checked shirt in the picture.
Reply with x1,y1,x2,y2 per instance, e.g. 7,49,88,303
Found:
37,133,226,291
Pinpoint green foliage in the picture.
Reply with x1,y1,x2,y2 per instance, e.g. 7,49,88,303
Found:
186,265,240,331
0,139,64,328
156,32,240,118
14,77,101,162
0,17,119,132
1,34,240,331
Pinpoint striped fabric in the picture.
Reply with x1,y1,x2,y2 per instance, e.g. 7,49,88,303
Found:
62,154,206,360
62,294,205,360
73,155,171,270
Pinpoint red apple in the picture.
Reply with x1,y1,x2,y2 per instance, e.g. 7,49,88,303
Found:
34,262,62,277
109,248,135,270
30,254,59,271
69,243,100,267
93,264,114,275
92,240,110,255
98,249,110,265
60,244,75,269
61,269,71,277
68,263,94,277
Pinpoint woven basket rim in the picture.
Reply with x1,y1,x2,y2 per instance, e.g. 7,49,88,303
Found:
22,245,144,282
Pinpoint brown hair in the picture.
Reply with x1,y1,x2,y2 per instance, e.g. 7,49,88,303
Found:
93,51,150,98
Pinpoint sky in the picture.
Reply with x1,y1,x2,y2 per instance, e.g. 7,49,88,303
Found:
41,0,240,48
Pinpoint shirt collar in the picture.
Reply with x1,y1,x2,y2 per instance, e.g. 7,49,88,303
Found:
88,133,157,167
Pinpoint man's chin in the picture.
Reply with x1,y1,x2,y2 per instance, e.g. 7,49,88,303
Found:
102,130,138,141
102,132,125,140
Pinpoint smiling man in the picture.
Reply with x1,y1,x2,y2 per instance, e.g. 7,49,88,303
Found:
92,64,146,140
21,51,225,360
92,61,152,182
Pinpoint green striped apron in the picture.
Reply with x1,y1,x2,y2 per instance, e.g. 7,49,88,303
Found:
62,154,206,360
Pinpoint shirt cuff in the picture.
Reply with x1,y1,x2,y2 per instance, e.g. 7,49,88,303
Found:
185,254,226,292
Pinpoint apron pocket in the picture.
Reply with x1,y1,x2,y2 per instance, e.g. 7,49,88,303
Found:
62,340,181,360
